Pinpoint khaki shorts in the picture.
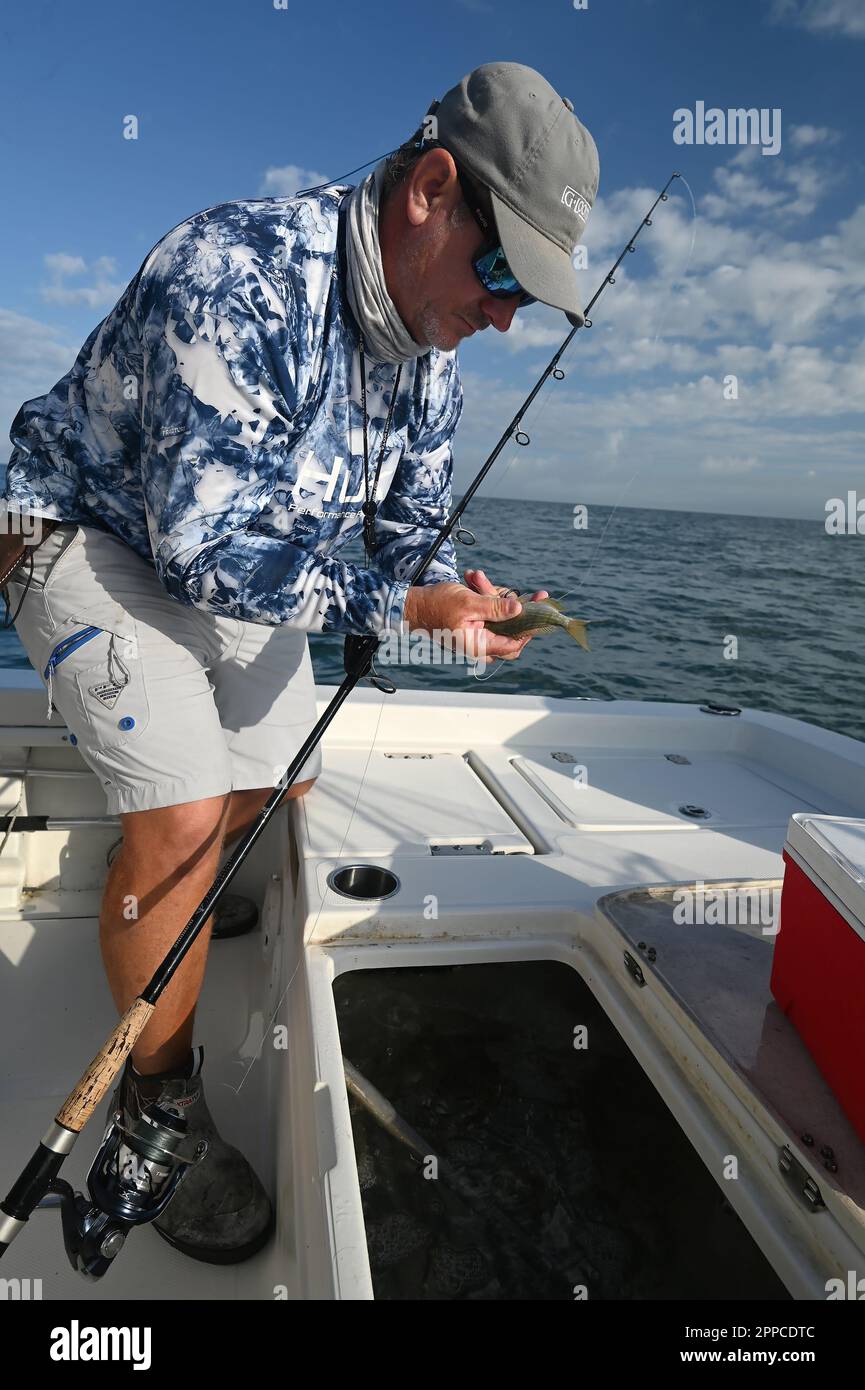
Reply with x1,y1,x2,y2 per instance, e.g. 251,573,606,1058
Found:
5,524,321,815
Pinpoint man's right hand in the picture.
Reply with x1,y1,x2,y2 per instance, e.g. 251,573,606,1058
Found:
402,582,526,661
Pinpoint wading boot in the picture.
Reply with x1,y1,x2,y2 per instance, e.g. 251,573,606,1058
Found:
112,1046,274,1264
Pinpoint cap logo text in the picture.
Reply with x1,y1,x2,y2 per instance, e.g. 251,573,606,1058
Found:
562,187,591,224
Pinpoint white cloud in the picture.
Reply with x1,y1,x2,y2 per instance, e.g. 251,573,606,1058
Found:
5,137,862,522
486,139,865,381
0,309,77,462
489,311,567,353
454,228,865,515
701,145,834,221
259,163,330,196
772,0,865,39
789,123,841,148
702,166,787,219
606,429,627,464
43,253,87,277
40,252,124,309
701,455,760,475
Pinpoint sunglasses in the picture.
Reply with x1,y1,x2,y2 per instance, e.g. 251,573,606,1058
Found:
455,165,537,307
417,139,537,307
471,243,537,307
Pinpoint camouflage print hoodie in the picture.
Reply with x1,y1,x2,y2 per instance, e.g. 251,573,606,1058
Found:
1,186,463,635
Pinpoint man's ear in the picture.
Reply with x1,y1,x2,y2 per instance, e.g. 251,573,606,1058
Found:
404,148,459,229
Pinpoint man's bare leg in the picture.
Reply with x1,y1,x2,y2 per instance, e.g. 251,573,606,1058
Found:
98,780,317,1075
99,793,230,1074
219,779,317,849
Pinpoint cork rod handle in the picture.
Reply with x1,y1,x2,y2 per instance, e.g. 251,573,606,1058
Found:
55,998,155,1132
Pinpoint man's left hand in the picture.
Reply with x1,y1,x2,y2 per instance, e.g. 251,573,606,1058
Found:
463,568,549,662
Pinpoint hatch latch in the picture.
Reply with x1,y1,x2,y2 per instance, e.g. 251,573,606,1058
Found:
623,950,646,987
778,1146,826,1212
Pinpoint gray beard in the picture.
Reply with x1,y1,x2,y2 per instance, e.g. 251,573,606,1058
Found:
414,303,451,351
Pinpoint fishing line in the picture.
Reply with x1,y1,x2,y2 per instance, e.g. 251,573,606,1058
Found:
470,176,697,680
488,177,695,506
470,476,640,684
231,687,390,1096
293,149,399,197
547,175,697,617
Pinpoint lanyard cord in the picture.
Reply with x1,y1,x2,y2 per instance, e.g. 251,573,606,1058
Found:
357,332,402,562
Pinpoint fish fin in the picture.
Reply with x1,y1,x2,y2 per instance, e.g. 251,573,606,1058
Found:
517,594,565,611
517,592,567,608
566,618,590,652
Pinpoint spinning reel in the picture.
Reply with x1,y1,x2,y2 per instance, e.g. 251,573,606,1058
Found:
42,1100,206,1280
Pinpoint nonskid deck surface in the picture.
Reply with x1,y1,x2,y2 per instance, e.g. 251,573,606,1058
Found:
0,917,279,1299
297,690,863,945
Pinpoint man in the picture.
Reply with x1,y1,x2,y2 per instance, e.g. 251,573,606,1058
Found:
0,61,598,1264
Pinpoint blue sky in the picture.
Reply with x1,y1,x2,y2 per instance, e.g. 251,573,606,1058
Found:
1,0,863,519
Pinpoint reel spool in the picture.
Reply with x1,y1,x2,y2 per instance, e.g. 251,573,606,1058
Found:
44,1100,206,1280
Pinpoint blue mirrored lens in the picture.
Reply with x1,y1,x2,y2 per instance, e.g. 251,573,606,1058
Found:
473,246,536,305
475,246,520,294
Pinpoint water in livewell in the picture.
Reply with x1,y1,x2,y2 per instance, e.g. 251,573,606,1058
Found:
335,962,791,1301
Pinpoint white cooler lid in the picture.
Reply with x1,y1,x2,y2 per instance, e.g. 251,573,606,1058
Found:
785,814,865,941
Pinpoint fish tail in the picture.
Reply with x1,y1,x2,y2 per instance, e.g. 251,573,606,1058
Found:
566,618,590,651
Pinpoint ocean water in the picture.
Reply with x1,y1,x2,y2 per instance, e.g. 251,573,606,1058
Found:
307,498,865,743
1,497,861,742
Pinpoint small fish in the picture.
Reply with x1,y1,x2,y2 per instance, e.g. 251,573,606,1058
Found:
486,594,590,650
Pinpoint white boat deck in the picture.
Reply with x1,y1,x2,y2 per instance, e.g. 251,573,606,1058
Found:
1,670,864,1299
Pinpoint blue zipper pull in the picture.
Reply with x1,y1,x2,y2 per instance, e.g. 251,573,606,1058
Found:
43,625,103,722
43,625,103,679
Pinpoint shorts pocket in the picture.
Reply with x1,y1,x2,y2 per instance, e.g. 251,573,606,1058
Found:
45,609,151,750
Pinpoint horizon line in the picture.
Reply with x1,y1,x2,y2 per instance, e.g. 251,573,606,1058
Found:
451,493,828,526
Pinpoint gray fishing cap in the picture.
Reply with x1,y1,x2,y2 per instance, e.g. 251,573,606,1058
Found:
429,62,600,327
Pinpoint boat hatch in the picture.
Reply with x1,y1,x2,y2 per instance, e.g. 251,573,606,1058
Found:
469,749,824,832
300,750,532,858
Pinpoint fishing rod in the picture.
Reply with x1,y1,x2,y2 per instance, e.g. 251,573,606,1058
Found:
0,172,679,1278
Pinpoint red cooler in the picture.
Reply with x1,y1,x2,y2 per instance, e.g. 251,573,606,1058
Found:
772,814,865,1148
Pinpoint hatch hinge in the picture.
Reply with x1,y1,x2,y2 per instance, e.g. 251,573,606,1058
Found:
778,1146,826,1212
